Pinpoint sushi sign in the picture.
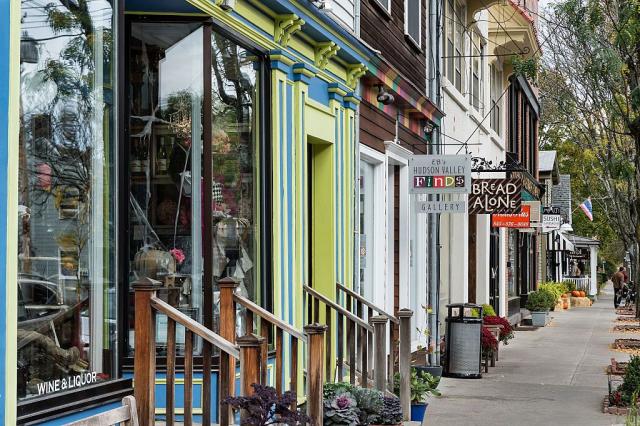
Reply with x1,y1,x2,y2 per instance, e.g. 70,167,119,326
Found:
409,155,472,195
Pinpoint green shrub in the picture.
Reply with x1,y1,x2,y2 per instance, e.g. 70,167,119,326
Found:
619,356,640,406
482,304,496,317
563,280,576,292
539,282,568,301
526,290,555,312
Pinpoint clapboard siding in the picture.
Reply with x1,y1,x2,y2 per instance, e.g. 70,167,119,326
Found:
360,0,427,91
360,102,395,152
328,0,356,31
360,101,429,154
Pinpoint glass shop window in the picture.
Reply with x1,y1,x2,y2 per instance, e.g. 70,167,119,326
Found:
126,22,260,357
17,0,117,400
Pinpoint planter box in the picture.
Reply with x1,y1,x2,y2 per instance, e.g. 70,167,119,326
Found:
414,365,443,379
531,311,547,327
603,396,634,415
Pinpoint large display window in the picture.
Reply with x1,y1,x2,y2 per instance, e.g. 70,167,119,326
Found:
16,0,118,406
124,18,263,362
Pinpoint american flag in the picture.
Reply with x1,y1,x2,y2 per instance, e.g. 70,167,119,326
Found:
579,197,593,221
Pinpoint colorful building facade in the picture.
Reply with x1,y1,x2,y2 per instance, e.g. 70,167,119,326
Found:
1,0,382,423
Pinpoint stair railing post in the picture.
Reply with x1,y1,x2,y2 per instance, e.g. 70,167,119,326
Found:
237,333,265,423
218,277,238,424
133,277,162,426
370,315,388,392
398,309,413,422
304,324,328,426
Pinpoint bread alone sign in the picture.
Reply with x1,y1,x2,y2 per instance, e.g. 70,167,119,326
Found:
468,178,522,215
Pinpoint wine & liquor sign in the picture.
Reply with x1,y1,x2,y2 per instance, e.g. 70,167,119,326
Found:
409,155,472,194
468,178,522,214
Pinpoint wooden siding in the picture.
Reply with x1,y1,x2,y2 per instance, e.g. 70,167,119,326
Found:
360,101,395,153
360,101,429,154
360,0,427,91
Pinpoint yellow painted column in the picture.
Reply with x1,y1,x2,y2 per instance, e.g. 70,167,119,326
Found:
4,0,20,423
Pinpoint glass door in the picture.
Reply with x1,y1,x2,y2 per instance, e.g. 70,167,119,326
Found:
127,22,205,356
359,161,375,300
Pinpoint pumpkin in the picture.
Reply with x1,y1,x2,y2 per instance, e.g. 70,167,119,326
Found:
563,301,568,309
572,290,580,297
580,291,586,297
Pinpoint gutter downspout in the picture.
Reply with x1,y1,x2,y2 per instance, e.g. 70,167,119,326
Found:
428,0,442,367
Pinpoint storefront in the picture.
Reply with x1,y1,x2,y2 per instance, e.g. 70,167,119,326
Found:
3,0,374,423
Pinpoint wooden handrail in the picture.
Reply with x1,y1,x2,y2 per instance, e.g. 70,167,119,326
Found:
303,285,373,332
336,283,399,324
151,296,240,359
233,293,308,342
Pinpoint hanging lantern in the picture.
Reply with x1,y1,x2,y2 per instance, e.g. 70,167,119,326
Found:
20,32,38,64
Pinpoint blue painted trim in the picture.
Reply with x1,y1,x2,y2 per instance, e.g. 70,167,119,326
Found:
308,77,330,106
0,0,10,419
340,109,344,284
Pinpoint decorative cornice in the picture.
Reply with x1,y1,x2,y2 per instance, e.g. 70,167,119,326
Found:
344,92,361,110
314,41,340,69
269,49,295,72
292,63,316,84
346,64,367,89
274,14,305,47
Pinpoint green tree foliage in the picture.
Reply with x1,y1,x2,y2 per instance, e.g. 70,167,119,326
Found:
539,0,640,286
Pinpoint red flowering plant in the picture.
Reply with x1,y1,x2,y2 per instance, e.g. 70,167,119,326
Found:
483,316,515,345
481,326,498,355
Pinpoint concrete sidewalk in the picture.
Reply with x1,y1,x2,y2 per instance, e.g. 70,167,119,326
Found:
425,286,632,426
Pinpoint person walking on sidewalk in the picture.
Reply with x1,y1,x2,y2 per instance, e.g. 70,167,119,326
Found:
612,267,626,308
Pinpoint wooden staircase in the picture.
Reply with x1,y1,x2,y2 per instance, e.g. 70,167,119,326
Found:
133,278,412,425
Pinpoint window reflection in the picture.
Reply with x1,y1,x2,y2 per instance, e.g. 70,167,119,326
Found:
17,0,116,400
126,23,260,357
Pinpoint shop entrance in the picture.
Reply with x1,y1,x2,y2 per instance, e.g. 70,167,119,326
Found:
489,227,500,313
307,141,334,297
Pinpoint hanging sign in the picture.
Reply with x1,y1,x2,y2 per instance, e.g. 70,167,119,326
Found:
492,205,531,228
542,205,562,232
542,214,562,231
416,200,467,214
409,155,471,194
468,178,522,215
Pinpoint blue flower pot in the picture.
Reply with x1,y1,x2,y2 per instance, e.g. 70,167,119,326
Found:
411,403,428,422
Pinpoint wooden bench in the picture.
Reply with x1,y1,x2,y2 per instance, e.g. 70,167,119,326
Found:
64,396,138,426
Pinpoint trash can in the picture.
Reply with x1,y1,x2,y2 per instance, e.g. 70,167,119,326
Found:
443,303,482,379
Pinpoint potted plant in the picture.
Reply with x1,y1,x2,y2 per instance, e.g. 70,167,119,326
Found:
323,382,396,425
223,383,310,425
394,368,440,422
483,315,515,345
526,290,555,326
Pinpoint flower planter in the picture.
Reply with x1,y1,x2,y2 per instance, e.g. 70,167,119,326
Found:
410,403,428,422
414,365,443,379
531,311,547,327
